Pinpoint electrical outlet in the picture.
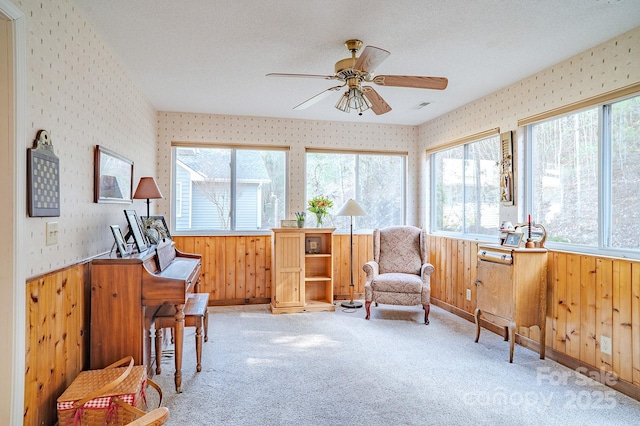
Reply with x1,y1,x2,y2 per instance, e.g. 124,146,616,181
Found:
466,288,472,301
600,335,612,355
46,222,58,246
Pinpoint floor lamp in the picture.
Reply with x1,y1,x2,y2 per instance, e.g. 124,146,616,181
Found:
336,199,367,309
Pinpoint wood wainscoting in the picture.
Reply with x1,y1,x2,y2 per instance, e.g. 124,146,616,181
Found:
23,233,374,425
427,235,640,398
172,233,373,304
24,262,90,426
32,233,640,422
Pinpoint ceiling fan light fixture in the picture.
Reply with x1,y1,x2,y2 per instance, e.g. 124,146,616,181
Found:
335,88,371,114
335,91,351,113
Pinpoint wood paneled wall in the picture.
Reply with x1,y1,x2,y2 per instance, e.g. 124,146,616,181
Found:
428,235,640,389
24,263,90,426
172,234,374,303
172,235,273,303
23,234,374,425
25,234,640,424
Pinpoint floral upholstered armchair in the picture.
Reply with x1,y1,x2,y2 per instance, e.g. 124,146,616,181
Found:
363,226,434,324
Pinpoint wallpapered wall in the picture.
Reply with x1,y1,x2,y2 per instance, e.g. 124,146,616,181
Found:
419,26,640,148
18,0,158,276
156,114,420,225
416,26,640,223
20,0,639,278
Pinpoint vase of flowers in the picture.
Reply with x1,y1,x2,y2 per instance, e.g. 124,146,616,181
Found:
307,195,333,227
295,211,306,228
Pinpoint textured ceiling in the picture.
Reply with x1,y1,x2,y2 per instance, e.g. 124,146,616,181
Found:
74,0,640,126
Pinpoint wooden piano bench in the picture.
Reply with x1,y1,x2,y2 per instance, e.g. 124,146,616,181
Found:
154,292,210,377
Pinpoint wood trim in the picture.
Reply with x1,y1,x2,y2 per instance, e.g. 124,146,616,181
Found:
518,335,640,402
306,147,408,156
26,250,109,281
171,141,290,151
518,82,640,126
430,298,508,337
209,297,270,306
425,128,500,155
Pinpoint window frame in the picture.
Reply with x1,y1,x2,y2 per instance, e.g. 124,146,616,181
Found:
524,92,640,259
170,143,289,235
304,148,407,232
428,131,501,240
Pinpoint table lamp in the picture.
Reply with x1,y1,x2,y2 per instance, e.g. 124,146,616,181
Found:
133,177,163,217
336,199,367,309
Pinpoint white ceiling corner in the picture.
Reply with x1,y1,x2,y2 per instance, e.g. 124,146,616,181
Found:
74,0,640,126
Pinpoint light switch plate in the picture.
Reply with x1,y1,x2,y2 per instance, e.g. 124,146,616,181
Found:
466,288,472,301
46,222,58,246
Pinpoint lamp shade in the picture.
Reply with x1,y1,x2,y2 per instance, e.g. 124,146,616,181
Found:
336,199,366,217
133,177,163,200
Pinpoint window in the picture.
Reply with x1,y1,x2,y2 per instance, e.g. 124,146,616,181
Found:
306,151,406,230
528,94,640,254
431,135,500,236
530,108,599,246
172,146,287,232
175,182,183,218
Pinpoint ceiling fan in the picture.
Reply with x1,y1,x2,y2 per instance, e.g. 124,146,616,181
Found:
266,39,448,115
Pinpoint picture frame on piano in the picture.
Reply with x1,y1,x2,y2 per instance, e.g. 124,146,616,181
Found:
124,209,148,253
141,215,172,241
110,225,129,257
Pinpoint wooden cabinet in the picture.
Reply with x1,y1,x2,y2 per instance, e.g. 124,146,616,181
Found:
474,244,548,362
271,228,335,314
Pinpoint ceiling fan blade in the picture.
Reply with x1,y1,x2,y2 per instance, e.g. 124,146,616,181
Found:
362,86,392,115
354,46,390,73
372,75,448,90
293,85,343,110
266,73,337,80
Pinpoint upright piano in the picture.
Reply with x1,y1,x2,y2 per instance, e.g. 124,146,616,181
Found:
90,242,201,391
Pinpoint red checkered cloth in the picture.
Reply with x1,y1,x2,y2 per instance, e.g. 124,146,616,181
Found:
57,363,148,426
56,392,137,411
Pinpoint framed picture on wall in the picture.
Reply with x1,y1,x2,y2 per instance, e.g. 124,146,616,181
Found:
94,145,134,203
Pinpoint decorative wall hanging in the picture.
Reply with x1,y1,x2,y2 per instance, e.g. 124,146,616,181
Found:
94,145,134,203
28,130,60,217
499,131,514,205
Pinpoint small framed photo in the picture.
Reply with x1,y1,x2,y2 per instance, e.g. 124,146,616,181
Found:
305,236,322,254
280,219,297,228
110,225,129,257
503,232,523,248
124,209,148,252
141,215,172,241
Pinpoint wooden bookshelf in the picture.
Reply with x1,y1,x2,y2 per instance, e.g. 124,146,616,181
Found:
270,228,335,314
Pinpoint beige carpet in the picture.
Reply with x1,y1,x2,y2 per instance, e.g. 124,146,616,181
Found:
147,303,640,425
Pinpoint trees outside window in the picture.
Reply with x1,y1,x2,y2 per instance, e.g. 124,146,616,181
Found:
529,94,640,253
306,151,405,231
530,108,599,246
610,96,640,250
431,135,500,236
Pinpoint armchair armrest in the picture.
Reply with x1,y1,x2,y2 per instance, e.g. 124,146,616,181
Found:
421,263,435,278
363,261,379,281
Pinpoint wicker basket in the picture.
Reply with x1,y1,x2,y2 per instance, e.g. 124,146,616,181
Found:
57,357,162,425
